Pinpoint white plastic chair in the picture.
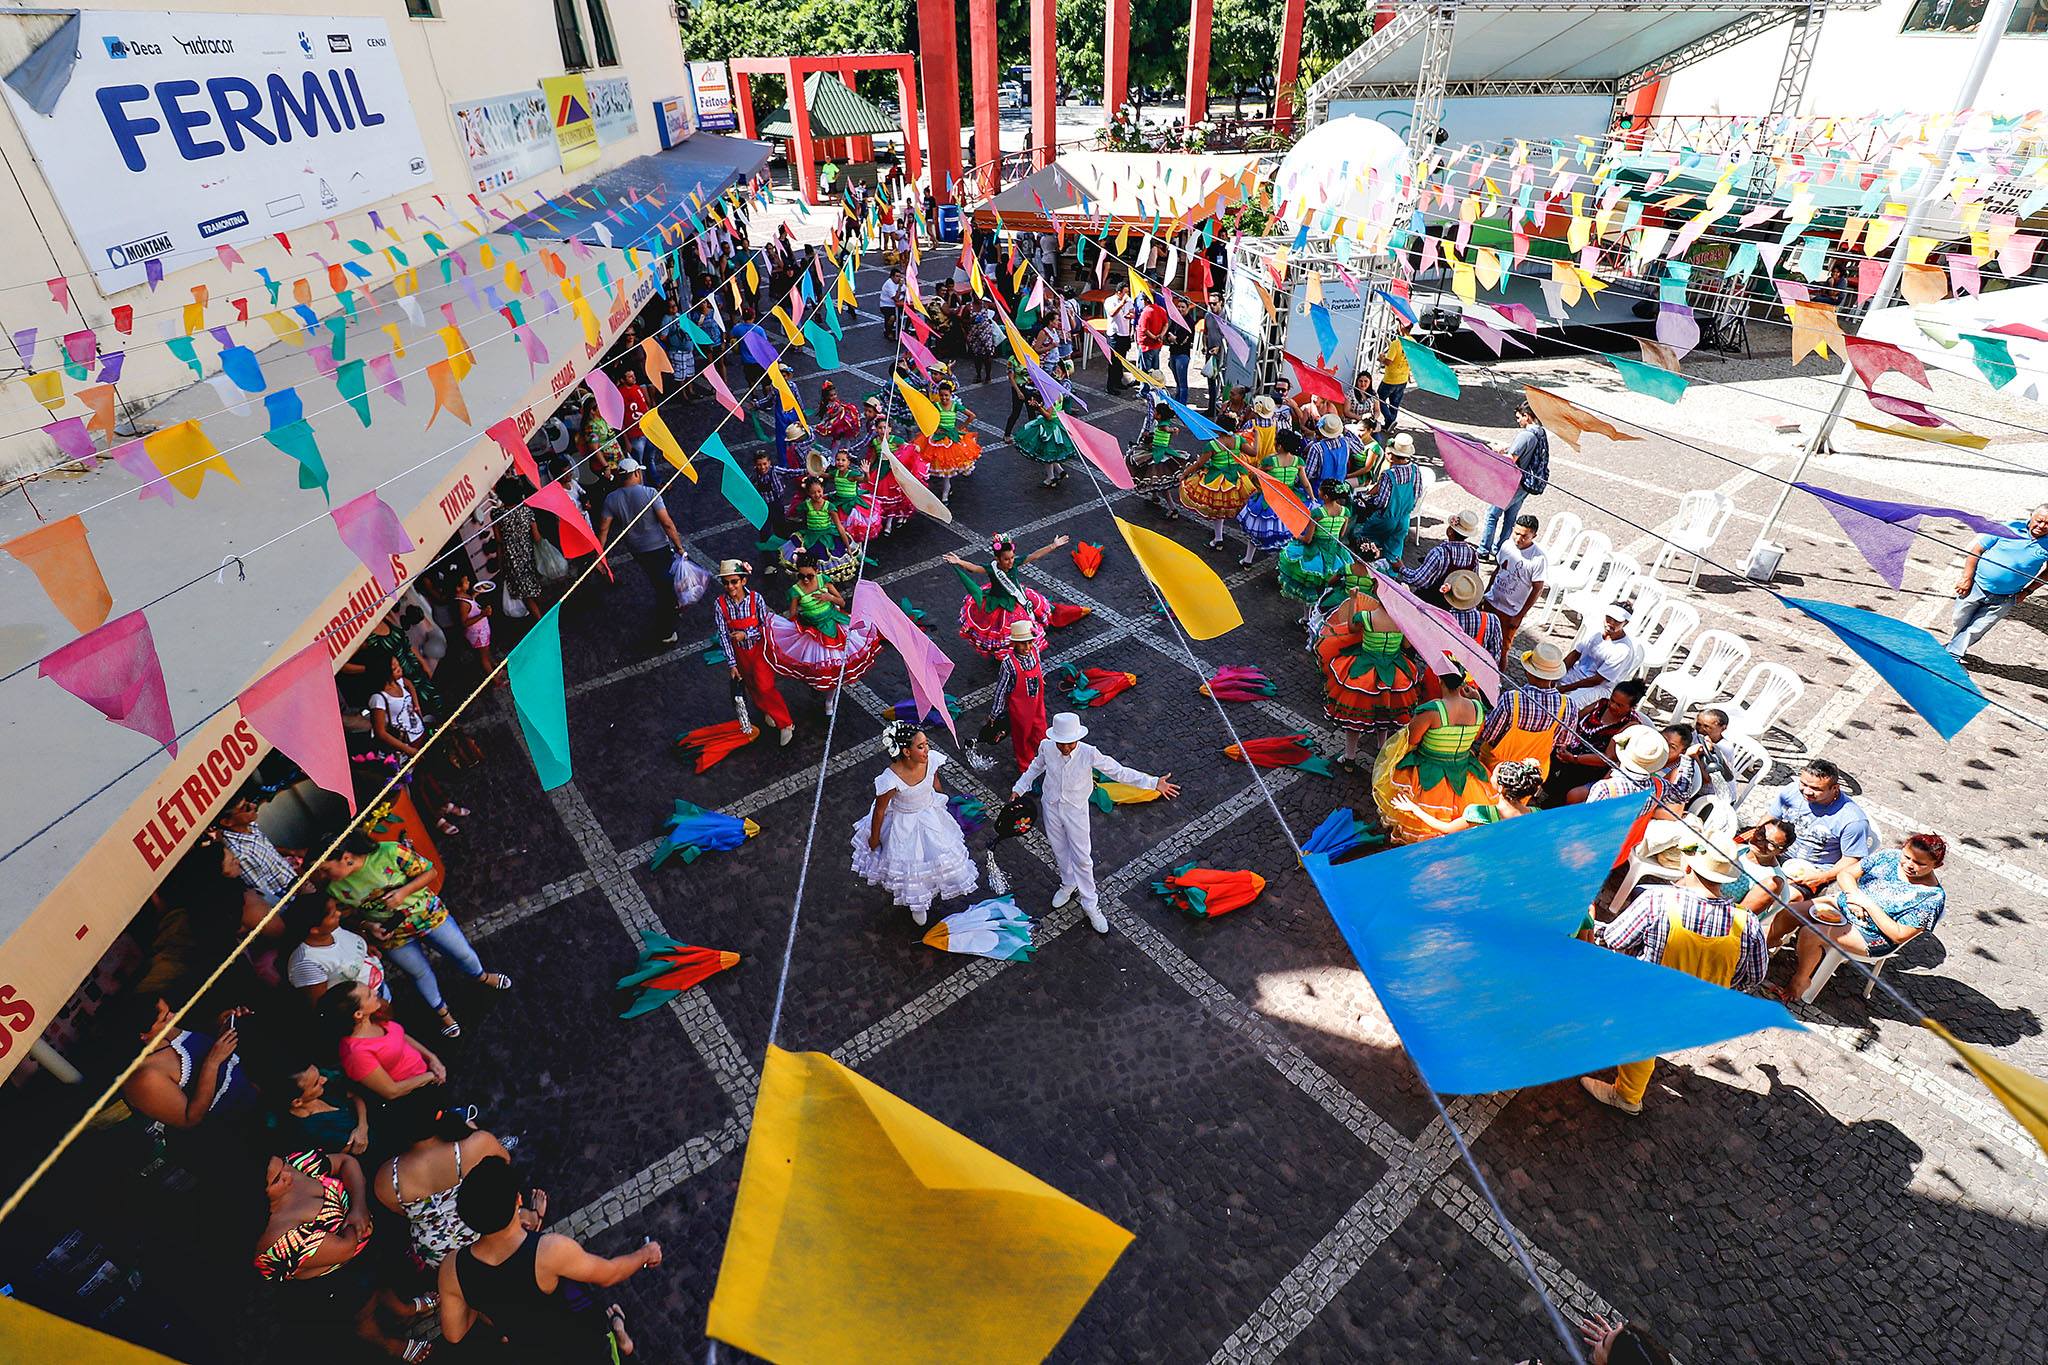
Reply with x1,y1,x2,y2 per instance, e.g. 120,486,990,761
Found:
1645,629,1751,719
1612,822,1690,909
1718,731,1771,808
1614,573,1668,630
1800,939,1894,1003
1409,465,1440,540
1723,663,1806,741
1539,530,1613,627
1688,793,1739,841
1635,600,1701,675
1559,554,1642,633
1649,490,1735,585
1537,510,1582,562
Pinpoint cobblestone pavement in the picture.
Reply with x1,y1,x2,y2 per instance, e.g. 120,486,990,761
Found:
362,235,2048,1362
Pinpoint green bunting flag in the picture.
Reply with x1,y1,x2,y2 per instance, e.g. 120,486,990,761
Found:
1606,354,1692,403
261,419,330,499
803,320,841,370
336,359,371,427
507,603,573,790
1962,333,2017,389
678,314,714,347
700,430,769,528
1404,342,1462,399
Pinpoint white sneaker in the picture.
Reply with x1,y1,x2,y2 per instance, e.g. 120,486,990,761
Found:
1085,906,1108,934
1052,885,1076,908
778,726,794,746
912,906,928,927
1580,1076,1642,1115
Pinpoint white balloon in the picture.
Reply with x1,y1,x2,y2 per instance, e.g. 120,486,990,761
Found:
1273,116,1411,249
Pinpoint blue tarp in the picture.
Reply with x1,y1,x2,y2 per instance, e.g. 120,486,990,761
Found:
498,133,774,245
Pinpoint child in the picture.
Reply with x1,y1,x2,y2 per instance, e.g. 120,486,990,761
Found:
454,573,500,687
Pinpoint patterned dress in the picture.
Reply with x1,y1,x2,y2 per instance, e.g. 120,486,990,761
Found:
1237,453,1308,551
1015,407,1076,466
254,1151,363,1282
1277,505,1354,604
766,585,884,691
781,502,862,583
1315,600,1423,733
958,560,1051,657
1373,699,1500,844
918,396,983,476
1178,434,1257,519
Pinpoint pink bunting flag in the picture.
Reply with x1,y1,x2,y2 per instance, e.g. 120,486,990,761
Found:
1370,570,1502,704
522,327,550,371
1057,411,1135,490
486,416,543,487
585,366,627,431
1996,232,2041,278
39,611,178,755
524,479,610,579
1844,336,1929,391
1945,252,1982,297
43,416,99,468
329,490,415,598
1430,425,1523,509
1856,258,1887,307
238,643,355,813
368,353,406,404
899,329,939,378
1865,391,1950,428
1496,302,1539,332
63,330,98,369
852,579,957,740
47,277,69,310
109,439,176,505
704,363,746,421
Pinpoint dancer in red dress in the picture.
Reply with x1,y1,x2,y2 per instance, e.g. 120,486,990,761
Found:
987,619,1049,772
711,560,795,744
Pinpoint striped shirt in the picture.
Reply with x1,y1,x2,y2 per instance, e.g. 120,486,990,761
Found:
223,826,296,905
1480,684,1575,746
1448,606,1504,659
1598,888,1769,990
1402,539,1479,595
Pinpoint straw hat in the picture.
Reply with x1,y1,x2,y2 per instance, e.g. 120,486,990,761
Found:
716,559,752,579
1046,711,1088,743
1441,569,1485,610
1007,619,1037,643
1520,640,1567,681
1648,837,1739,884
1250,395,1278,417
1390,432,1416,456
1683,845,1740,884
805,450,829,478
1449,508,1481,538
1318,412,1343,438
1615,724,1670,778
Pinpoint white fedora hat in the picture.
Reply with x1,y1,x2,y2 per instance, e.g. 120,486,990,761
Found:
1046,711,1088,744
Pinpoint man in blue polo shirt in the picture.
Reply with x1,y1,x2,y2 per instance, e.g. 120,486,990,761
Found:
1949,503,2048,660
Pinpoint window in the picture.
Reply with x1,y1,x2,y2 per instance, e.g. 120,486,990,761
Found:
583,0,620,67
1901,0,2048,33
403,0,440,17
554,0,589,69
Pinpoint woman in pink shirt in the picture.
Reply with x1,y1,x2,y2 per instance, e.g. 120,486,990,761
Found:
325,982,446,1104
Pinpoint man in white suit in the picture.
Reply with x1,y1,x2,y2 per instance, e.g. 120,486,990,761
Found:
1012,712,1180,933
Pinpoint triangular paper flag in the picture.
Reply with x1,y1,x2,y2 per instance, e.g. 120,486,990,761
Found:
1430,425,1522,508
38,610,177,755
1057,411,1134,490
141,419,237,498
852,579,956,740
698,431,768,528
524,480,609,577
1520,386,1636,449
1922,1018,2048,1157
895,373,942,439
238,643,356,813
486,417,543,488
426,358,471,426
1779,595,1986,740
1606,354,1691,402
329,490,414,597
507,603,572,789
1113,516,1241,640
3,514,112,633
640,408,696,479
1403,343,1462,398
707,1046,1132,1365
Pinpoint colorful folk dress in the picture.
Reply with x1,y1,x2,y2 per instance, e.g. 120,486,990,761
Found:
1277,505,1354,604
1372,699,1500,844
766,585,885,691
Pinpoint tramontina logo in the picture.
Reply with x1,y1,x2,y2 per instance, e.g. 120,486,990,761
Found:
101,36,165,58
106,233,174,269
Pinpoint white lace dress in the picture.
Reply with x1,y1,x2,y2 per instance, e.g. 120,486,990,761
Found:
851,752,979,920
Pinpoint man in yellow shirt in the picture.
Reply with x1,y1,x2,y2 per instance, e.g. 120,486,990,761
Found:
1377,324,1414,429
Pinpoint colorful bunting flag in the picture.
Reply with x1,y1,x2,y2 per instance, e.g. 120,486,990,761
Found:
237,643,355,812
1113,516,1240,640
38,611,177,755
507,603,572,789
3,514,111,633
1779,595,1986,740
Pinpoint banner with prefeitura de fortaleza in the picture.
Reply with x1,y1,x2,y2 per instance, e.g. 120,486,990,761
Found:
2,11,433,291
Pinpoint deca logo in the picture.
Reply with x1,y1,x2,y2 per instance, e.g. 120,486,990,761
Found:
101,35,164,58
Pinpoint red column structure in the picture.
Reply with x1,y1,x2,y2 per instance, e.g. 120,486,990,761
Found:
1618,77,1662,148
1030,0,1057,166
1104,0,1131,113
1273,0,1307,129
786,74,820,204
917,0,965,202
734,55,926,206
896,64,924,184
1184,0,1212,126
971,0,1003,194
735,71,760,141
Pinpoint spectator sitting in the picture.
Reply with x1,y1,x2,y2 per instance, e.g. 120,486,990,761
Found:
1402,509,1483,605
1774,833,1948,1001
1559,606,1640,704
376,1106,532,1269
1657,722,1705,807
442,1155,659,1360
268,1060,372,1159
254,1148,434,1360
1750,758,1878,897
1546,677,1650,803
1568,724,1669,805
284,894,387,1007
1726,818,1797,918
1689,707,1738,797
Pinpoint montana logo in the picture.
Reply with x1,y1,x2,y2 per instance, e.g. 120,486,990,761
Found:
555,94,590,125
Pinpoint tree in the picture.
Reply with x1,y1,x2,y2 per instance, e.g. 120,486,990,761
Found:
1209,0,1278,114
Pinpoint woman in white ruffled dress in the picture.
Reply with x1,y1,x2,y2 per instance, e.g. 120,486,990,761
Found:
851,722,979,926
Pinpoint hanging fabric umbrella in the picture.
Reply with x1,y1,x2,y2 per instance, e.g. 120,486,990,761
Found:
1224,734,1332,774
651,798,760,869
1200,665,1273,701
1048,602,1092,628
1071,541,1104,578
1149,863,1266,919
923,896,1036,960
616,933,742,1018
676,717,759,772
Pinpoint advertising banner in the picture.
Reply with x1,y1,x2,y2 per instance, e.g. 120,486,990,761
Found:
542,72,599,171
588,74,637,146
689,60,737,133
0,11,433,291
451,89,557,197
654,95,692,149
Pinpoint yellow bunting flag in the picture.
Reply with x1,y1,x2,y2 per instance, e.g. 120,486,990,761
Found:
894,373,941,439
838,268,859,306
2,514,112,633
1922,1019,2048,1156
0,1297,181,1363
438,324,474,382
1550,259,1582,307
767,362,802,418
426,359,471,427
1789,301,1844,364
1848,420,1990,450
744,259,759,292
1001,314,1036,367
262,312,307,346
181,302,204,336
1113,516,1242,640
142,418,236,498
24,371,64,410
639,408,696,479
770,304,804,346
706,1047,1132,1365
382,323,406,358
477,240,496,268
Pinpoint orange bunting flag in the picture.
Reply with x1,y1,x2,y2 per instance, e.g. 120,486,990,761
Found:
3,514,112,633
1789,301,1844,364
142,419,237,498
1114,517,1242,640
426,359,471,427
1521,385,1637,450
1237,460,1313,537
641,337,673,392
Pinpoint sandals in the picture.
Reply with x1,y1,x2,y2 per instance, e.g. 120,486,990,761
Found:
402,1342,433,1362
435,818,461,836
407,1293,439,1315
435,1008,463,1039
605,1303,635,1357
482,972,513,990
440,803,471,819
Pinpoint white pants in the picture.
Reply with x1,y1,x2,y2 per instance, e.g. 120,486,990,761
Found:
1042,797,1099,912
